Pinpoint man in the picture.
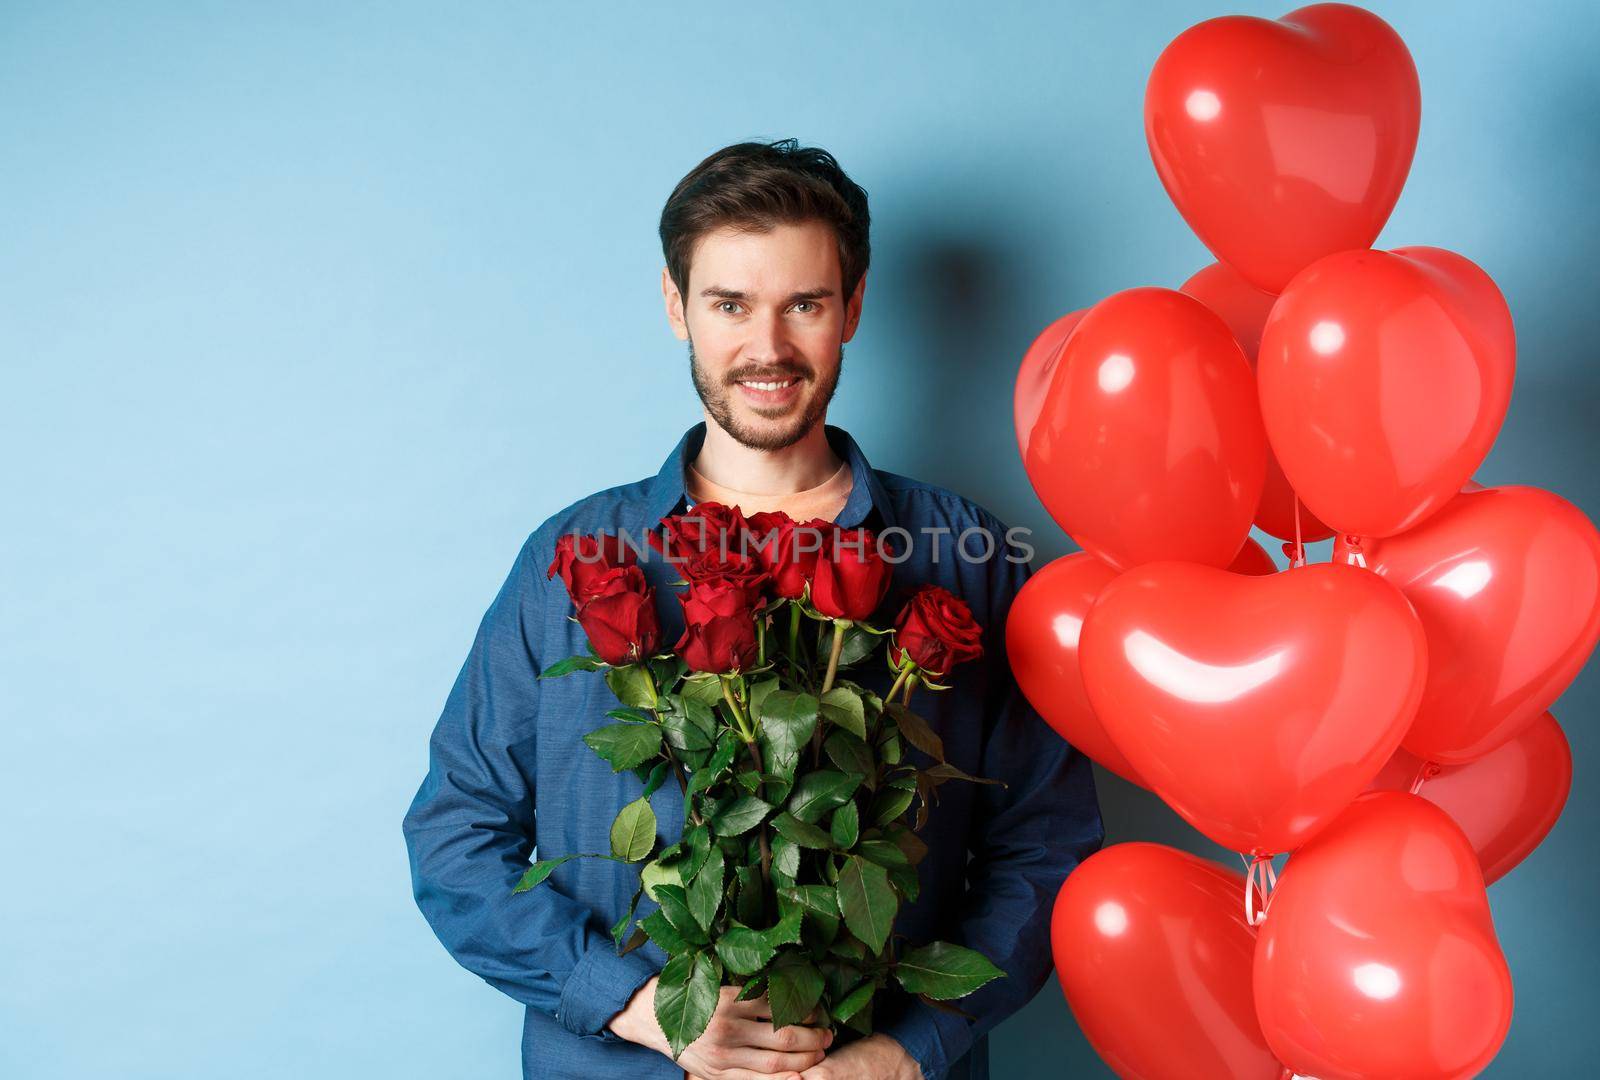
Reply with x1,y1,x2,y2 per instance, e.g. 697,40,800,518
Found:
402,139,1104,1080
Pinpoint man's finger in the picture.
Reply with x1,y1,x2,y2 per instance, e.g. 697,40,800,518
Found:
726,1017,834,1053
712,1045,827,1075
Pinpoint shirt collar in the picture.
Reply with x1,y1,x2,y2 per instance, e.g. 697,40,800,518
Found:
644,421,897,532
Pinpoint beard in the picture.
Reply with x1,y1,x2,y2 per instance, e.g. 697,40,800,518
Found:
689,338,844,452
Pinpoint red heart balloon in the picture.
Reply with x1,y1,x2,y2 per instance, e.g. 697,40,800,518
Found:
1023,287,1265,570
1014,310,1085,459
1255,792,1514,1079
1145,4,1420,292
1180,262,1334,544
1258,246,1517,539
1007,553,1145,787
1228,536,1279,576
1080,562,1426,854
1370,711,1571,884
1352,485,1600,763
1053,843,1282,1080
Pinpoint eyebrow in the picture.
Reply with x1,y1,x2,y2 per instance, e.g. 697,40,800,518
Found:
699,286,836,303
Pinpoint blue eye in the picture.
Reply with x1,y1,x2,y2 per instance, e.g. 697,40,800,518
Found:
793,301,815,314
718,301,740,315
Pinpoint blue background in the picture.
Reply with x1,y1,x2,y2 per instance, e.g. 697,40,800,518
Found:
4,1,1596,1076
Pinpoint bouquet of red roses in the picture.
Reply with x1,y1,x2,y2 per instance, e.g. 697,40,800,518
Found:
517,502,1004,1057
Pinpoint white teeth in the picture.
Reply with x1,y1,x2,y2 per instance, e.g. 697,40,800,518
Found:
742,379,795,391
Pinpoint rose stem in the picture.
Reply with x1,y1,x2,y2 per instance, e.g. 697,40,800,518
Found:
722,675,772,883
820,619,849,696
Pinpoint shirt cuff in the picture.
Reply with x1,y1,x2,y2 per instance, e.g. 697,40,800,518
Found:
555,941,661,1040
880,999,973,1080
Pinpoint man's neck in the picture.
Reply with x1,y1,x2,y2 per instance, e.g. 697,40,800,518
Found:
691,411,843,495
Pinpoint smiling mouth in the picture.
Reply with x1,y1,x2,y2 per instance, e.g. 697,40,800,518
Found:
732,373,805,410
736,377,800,391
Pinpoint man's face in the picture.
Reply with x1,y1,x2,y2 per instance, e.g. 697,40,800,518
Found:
663,220,865,452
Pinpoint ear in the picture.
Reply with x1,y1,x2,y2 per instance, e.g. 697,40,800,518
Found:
662,267,690,342
841,273,867,343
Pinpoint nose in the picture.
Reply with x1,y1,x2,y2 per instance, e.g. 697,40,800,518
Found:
745,308,795,366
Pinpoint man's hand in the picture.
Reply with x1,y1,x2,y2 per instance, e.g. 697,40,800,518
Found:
608,975,834,1080
798,1033,920,1080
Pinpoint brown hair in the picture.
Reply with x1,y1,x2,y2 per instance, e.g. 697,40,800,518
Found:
659,139,871,300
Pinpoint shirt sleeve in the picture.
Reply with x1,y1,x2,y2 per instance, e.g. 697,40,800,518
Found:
880,530,1106,1079
401,531,659,1038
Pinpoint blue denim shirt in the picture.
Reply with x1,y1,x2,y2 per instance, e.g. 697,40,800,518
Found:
402,422,1104,1079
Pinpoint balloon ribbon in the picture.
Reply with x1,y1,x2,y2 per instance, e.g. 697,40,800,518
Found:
1245,853,1278,926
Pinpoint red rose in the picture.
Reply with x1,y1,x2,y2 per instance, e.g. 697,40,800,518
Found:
547,532,639,605
745,510,794,568
673,573,764,673
676,543,770,592
651,502,752,569
811,527,893,621
890,584,984,676
575,565,661,665
747,511,831,600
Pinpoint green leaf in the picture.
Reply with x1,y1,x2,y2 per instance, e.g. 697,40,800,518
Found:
786,770,863,823
824,729,875,782
889,861,921,903
639,858,683,901
779,884,840,920
618,925,649,956
687,847,725,931
653,884,709,946
540,655,606,679
830,801,860,849
638,759,671,799
639,909,689,953
681,673,725,706
661,703,713,754
648,654,686,691
714,924,776,975
610,882,643,947
837,855,897,953
767,955,825,1029
713,795,773,837
583,722,663,772
819,686,867,739
832,979,876,1025
679,823,712,882
837,623,877,666
758,690,820,777
760,903,805,949
655,952,718,1058
747,676,781,719
772,812,833,849
889,825,929,866
687,731,741,798
606,706,656,723
894,942,1006,1000
884,703,944,761
681,696,718,741
924,761,1005,787
513,854,578,892
771,833,801,882
735,864,766,927
869,780,917,827
606,665,658,709
609,798,657,862
858,839,910,868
